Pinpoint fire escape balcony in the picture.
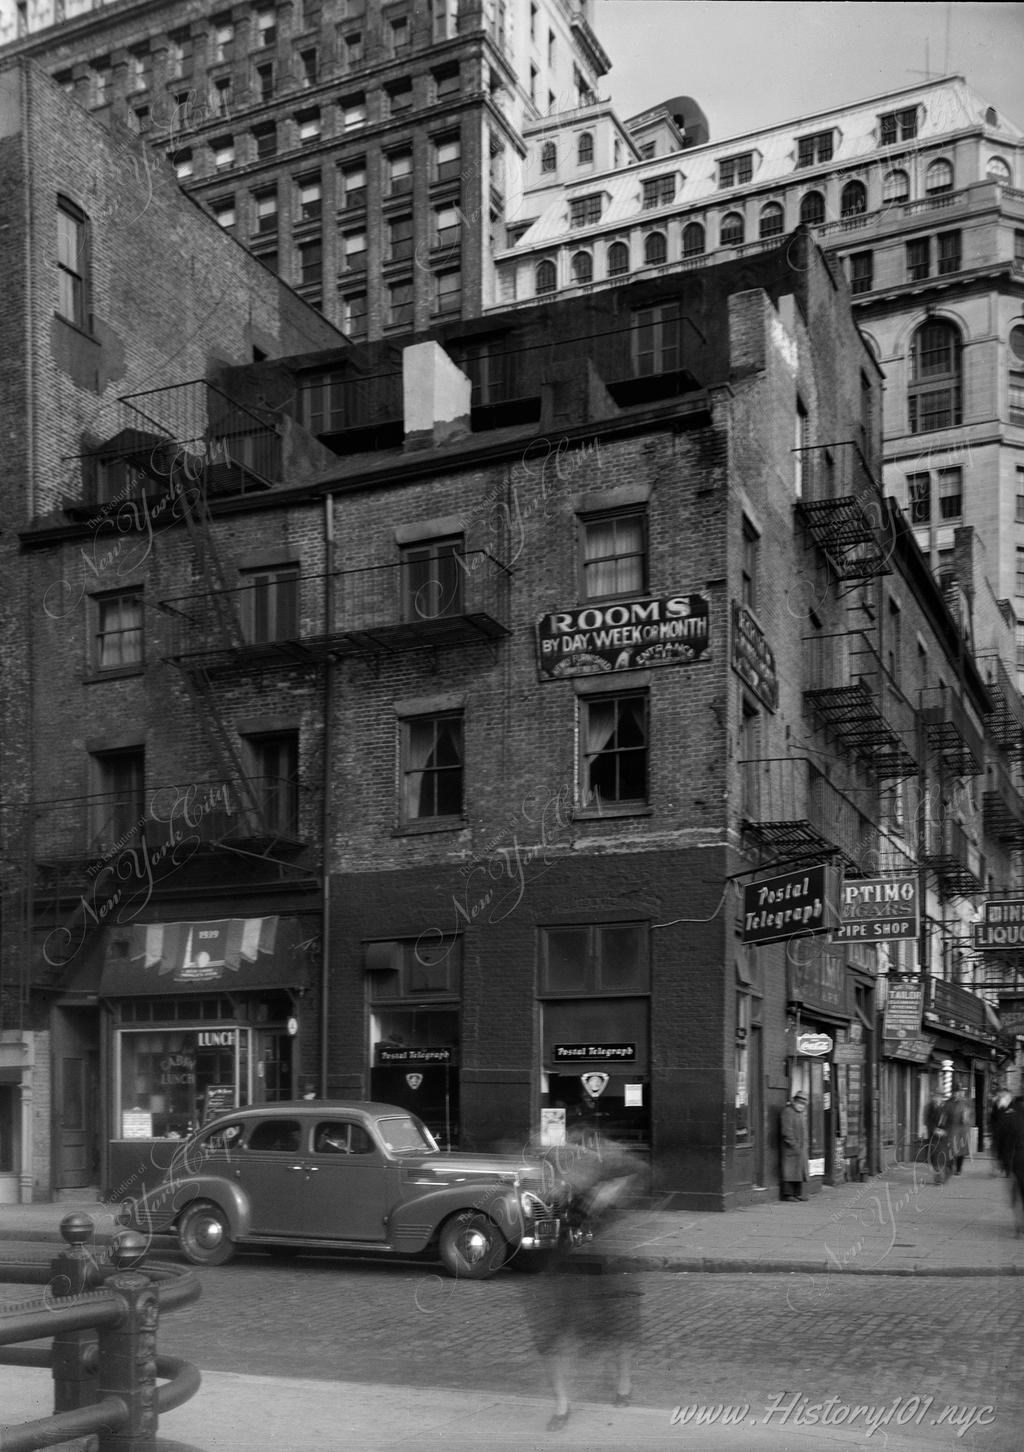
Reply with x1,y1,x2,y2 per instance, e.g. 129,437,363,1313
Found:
803,631,919,779
794,441,893,581
977,653,1024,755
919,684,985,776
160,553,512,669
739,757,869,871
926,977,1000,1047
983,755,1024,847
920,819,984,899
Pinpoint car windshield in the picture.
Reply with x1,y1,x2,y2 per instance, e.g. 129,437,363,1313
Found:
376,1114,439,1155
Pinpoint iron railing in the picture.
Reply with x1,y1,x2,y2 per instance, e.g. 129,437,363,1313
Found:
738,757,870,871
803,631,919,778
919,684,986,776
794,442,893,581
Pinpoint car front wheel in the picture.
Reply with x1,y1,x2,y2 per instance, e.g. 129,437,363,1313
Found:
178,1201,235,1267
438,1210,509,1280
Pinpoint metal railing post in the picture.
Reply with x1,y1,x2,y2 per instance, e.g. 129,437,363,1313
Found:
96,1271,160,1450
49,1212,100,1413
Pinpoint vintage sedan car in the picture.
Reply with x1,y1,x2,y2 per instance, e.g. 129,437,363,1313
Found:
122,1100,567,1278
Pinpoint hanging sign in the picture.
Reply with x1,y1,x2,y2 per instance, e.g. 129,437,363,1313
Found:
974,900,1024,949
833,876,918,941
882,974,924,1038
796,1032,833,1057
742,865,836,945
536,593,710,678
731,602,779,710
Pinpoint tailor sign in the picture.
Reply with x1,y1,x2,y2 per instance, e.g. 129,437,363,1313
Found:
742,864,836,945
973,900,1024,950
536,593,710,679
833,875,919,942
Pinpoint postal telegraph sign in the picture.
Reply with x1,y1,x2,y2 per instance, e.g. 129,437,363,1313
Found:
742,865,836,946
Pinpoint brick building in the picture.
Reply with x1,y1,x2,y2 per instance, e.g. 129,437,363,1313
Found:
2,0,611,334
0,55,341,1201
16,211,1020,1208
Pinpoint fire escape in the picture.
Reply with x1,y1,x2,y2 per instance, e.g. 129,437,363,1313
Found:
794,441,894,589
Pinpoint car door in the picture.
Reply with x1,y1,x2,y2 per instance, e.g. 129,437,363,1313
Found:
289,1118,390,1242
241,1116,309,1236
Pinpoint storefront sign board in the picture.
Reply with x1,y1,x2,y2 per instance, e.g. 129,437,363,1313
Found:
882,975,924,1038
833,875,918,941
743,865,836,945
883,1036,933,1064
536,593,710,679
377,1046,453,1065
553,1043,636,1062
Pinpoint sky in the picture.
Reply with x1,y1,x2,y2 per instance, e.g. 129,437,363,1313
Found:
592,1,1024,141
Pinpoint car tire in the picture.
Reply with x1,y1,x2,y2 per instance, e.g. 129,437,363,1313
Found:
438,1210,509,1280
178,1201,235,1267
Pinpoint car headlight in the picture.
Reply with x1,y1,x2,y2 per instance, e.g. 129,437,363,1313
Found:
519,1189,554,1219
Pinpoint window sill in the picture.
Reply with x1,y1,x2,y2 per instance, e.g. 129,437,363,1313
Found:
84,666,145,683
573,804,652,821
392,817,468,838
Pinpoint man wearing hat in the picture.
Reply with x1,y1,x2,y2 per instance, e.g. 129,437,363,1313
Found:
780,1089,810,1201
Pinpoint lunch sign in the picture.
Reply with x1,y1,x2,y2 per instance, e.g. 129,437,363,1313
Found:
536,593,710,679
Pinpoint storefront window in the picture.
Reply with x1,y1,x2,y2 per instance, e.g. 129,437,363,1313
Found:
117,1027,251,1138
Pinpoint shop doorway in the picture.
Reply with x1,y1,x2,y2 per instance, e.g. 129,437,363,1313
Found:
53,1007,99,1191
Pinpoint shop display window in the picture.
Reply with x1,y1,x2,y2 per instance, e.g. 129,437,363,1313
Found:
117,1027,250,1138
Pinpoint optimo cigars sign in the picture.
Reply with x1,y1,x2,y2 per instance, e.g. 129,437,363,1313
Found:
833,876,919,942
742,865,837,946
536,593,710,679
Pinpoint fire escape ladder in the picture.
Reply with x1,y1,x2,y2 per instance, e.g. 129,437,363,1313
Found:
174,668,269,841
174,465,246,652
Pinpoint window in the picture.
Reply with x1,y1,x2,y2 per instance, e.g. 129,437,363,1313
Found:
570,194,602,227
91,749,144,852
89,60,110,107
582,512,646,599
342,95,366,130
342,292,367,338
342,31,363,67
56,198,89,330
254,190,278,235
849,251,873,294
1016,470,1024,522
633,301,680,376
388,150,413,195
841,181,867,217
796,130,833,167
720,211,744,246
255,8,277,48
719,153,753,188
298,177,321,223
882,169,909,203
434,64,460,100
1009,324,1024,425
643,232,666,266
926,158,954,194
95,591,143,672
401,714,463,821
401,538,463,621
682,221,705,257
529,64,538,104
387,80,413,116
642,174,675,210
540,923,649,995
577,133,594,166
581,695,647,805
389,13,409,53
1015,231,1024,267
906,237,930,280
759,202,784,239
880,107,917,144
540,140,557,174
298,239,322,287
241,566,299,642
213,77,232,116
168,30,192,79
434,204,460,249
249,733,300,836
457,339,516,406
212,137,235,170
212,19,234,63
297,108,321,144
571,251,593,284
741,518,759,610
607,240,629,277
254,123,277,158
434,136,461,182
211,197,235,228
388,214,413,263
388,279,414,327
341,165,365,209
937,230,961,275
640,141,656,160
799,190,825,226
907,472,931,524
342,230,366,271
908,320,962,433
128,47,151,93
174,150,194,180
937,467,962,520
536,259,556,294
299,47,318,87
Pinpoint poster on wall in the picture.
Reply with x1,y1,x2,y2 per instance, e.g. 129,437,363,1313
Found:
536,593,710,679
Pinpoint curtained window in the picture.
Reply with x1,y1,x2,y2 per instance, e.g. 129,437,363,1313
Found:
402,715,464,821
581,695,648,805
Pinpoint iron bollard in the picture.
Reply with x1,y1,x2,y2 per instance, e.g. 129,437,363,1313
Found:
50,1212,101,1413
96,1270,160,1450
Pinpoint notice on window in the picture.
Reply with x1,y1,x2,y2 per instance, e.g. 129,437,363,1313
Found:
540,1108,566,1146
122,1111,153,1140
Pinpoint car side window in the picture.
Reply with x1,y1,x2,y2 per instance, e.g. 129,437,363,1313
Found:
313,1121,375,1155
248,1119,302,1153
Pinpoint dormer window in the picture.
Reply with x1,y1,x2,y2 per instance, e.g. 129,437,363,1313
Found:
880,107,918,145
642,174,676,210
719,152,753,188
570,193,602,227
796,130,834,167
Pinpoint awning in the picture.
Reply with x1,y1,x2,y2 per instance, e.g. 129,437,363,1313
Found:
100,917,311,996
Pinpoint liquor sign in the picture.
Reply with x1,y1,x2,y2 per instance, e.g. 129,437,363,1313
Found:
999,1011,1024,1036
742,864,836,945
536,593,710,679
882,974,924,1039
731,602,779,711
833,876,918,942
973,900,1024,949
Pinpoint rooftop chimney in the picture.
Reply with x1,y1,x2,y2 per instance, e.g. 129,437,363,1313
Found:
402,342,472,450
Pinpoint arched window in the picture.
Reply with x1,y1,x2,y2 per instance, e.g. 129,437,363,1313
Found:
607,240,629,277
882,169,909,203
759,202,784,239
1009,323,1024,426
682,221,705,258
536,259,556,294
925,158,954,194
540,140,557,174
720,211,744,246
644,231,667,265
909,320,963,433
571,250,593,284
577,132,594,165
799,190,825,226
987,156,1011,183
840,181,867,218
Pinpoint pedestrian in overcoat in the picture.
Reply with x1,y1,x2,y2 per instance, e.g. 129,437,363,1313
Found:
780,1090,809,1201
943,1090,969,1176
